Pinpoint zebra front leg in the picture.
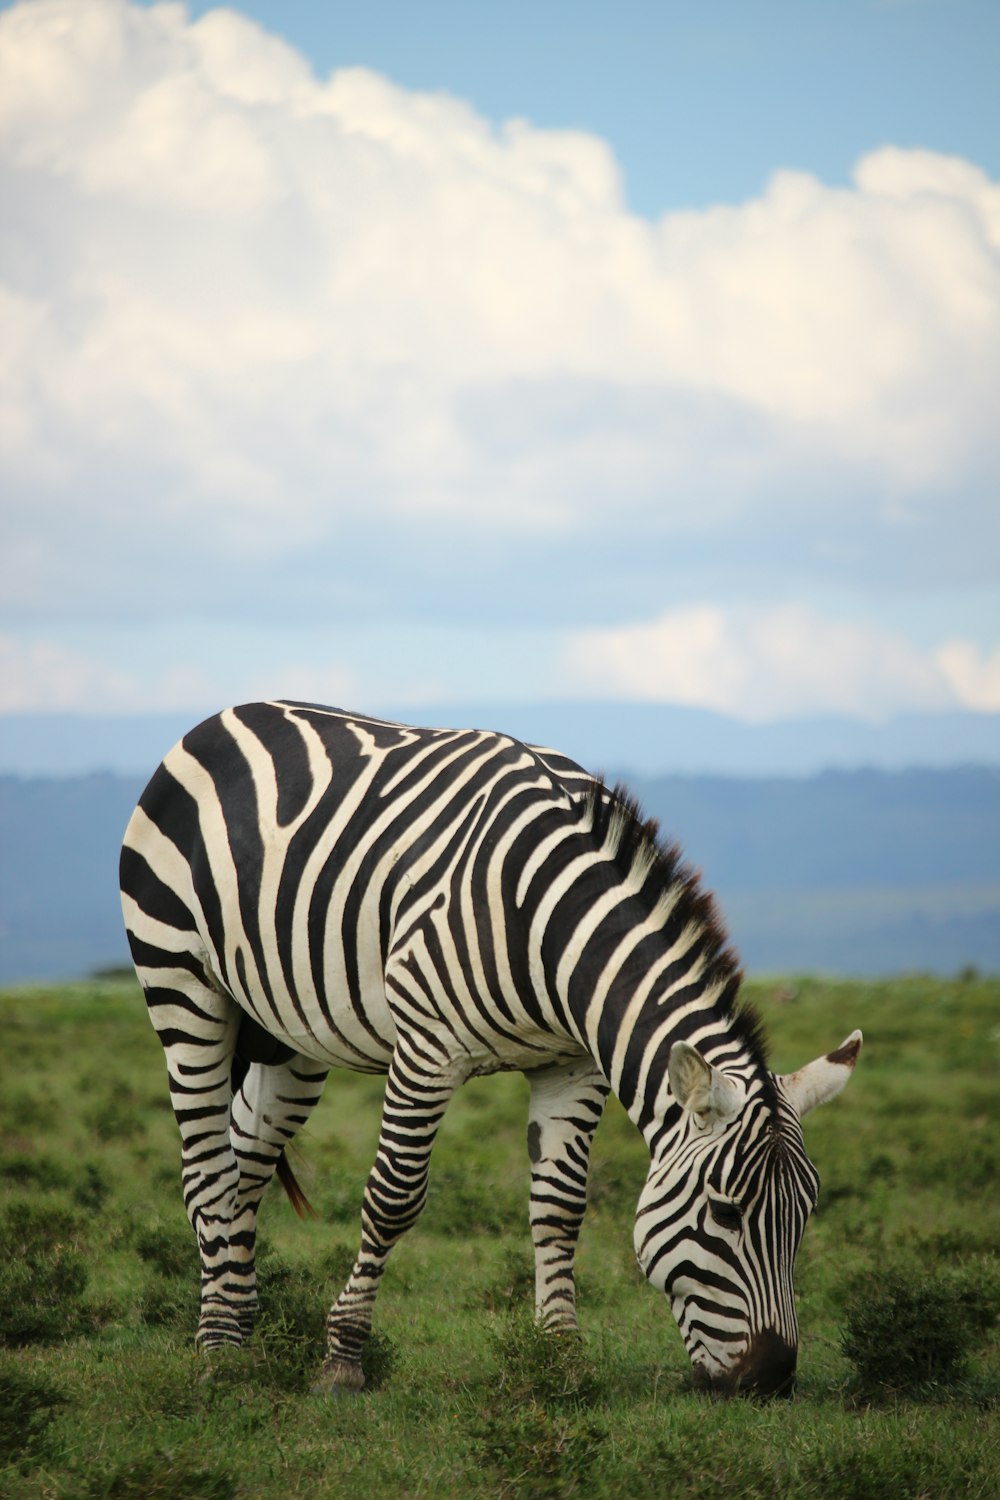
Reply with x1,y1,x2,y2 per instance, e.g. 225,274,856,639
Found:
525,1059,610,1331
228,1053,329,1338
313,1042,461,1393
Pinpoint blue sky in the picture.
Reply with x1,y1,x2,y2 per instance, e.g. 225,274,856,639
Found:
1,0,998,727
169,0,1000,217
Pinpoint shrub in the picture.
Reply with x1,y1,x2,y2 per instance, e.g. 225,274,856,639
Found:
0,1199,91,1346
249,1253,398,1391
86,1082,145,1143
73,1162,112,1212
479,1245,535,1312
0,1357,68,1465
841,1261,1000,1394
428,1169,523,1236
361,1328,399,1391
134,1222,198,1333
133,1222,194,1280
70,1452,236,1500
138,1277,199,1331
0,1153,72,1191
491,1313,600,1410
249,1255,329,1389
256,1256,327,1344
0,1088,52,1133
316,1167,362,1223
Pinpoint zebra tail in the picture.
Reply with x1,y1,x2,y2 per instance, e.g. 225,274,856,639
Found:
275,1150,318,1220
231,1026,319,1221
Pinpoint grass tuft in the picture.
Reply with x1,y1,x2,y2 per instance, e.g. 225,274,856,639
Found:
68,1452,237,1500
0,1356,69,1465
469,1401,605,1500
0,1199,92,1346
491,1312,602,1410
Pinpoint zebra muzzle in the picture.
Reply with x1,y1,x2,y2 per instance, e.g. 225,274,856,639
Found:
692,1330,797,1399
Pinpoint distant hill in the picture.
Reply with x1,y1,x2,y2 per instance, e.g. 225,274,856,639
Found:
0,774,145,984
1,766,997,985
625,769,1000,976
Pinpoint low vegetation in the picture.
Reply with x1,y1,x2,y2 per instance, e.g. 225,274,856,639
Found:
0,973,997,1498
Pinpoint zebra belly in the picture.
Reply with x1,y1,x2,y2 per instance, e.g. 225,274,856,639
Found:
466,1037,590,1077
208,888,398,1074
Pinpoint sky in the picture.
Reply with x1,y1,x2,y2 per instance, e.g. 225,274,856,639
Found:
1,0,999,730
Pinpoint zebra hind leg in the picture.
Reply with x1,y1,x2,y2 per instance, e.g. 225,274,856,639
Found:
525,1060,610,1331
228,1051,330,1340
312,1041,461,1394
139,969,250,1350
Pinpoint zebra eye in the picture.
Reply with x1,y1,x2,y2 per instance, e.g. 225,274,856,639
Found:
708,1197,743,1233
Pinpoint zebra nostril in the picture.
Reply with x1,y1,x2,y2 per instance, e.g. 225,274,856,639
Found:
734,1331,797,1399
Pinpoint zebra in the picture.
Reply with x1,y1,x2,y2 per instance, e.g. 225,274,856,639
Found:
119,700,861,1398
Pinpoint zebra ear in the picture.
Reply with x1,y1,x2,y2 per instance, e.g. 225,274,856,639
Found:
668,1040,746,1124
779,1030,863,1119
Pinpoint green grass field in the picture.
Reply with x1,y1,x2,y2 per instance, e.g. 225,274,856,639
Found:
1,975,997,1499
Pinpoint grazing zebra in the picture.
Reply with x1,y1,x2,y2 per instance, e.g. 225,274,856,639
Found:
120,700,861,1397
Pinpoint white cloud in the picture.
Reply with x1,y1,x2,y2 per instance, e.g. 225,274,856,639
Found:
0,633,216,712
564,605,991,721
0,630,365,714
0,0,997,735
4,612,998,723
0,0,996,582
934,641,1000,713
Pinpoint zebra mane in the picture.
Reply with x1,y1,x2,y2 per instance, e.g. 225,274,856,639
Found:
581,778,770,1071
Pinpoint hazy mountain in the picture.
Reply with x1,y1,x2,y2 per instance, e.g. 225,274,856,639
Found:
1,702,998,779
1,773,144,985
1,766,997,985
627,769,1000,977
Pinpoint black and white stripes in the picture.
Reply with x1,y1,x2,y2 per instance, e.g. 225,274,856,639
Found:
120,700,860,1395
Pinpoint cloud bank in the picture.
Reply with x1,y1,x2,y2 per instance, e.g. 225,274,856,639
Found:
564,606,1000,721
1,0,997,721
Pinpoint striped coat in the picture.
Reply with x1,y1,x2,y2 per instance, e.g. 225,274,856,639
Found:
120,701,860,1395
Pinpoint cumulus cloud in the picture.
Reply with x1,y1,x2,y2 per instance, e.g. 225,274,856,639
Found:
0,0,997,726
0,633,210,712
0,630,362,713
564,606,997,722
933,640,1000,713
0,0,997,589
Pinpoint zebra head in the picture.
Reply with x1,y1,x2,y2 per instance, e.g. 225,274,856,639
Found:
634,1030,862,1397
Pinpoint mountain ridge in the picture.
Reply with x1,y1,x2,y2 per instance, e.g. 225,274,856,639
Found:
1,765,997,985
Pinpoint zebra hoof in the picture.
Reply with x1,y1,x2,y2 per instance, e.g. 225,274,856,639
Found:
310,1360,366,1396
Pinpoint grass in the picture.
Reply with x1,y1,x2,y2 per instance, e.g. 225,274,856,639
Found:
0,973,997,1498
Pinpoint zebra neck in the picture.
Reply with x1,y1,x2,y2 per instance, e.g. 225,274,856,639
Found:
597,983,767,1147
517,777,767,1146
547,891,765,1146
